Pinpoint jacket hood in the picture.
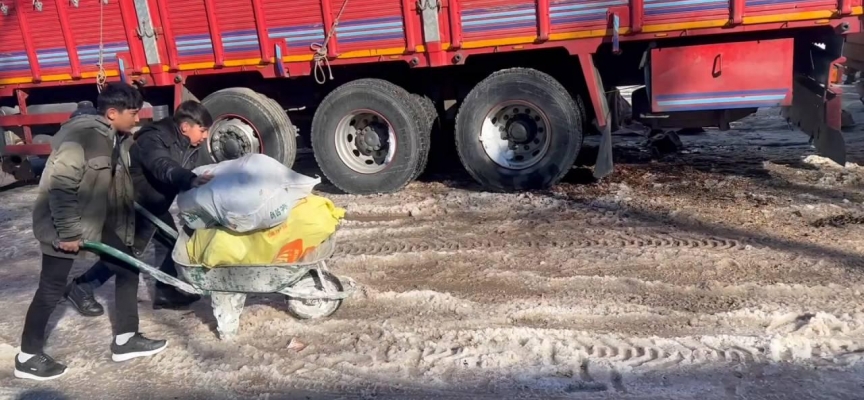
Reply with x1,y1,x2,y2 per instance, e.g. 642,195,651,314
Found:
61,114,114,137
49,114,116,152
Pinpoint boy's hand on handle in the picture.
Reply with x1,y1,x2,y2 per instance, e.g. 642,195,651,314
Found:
192,172,214,188
54,239,82,253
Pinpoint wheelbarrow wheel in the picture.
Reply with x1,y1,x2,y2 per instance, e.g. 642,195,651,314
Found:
286,270,343,320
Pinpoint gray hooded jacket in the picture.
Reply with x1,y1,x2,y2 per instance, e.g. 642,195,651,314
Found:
31,114,136,259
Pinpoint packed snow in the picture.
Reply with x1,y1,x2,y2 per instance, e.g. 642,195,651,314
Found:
1,87,864,399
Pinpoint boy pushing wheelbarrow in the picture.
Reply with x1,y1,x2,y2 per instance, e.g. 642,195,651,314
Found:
65,100,215,315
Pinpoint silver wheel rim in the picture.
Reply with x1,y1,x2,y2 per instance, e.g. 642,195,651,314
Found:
334,111,396,174
479,101,551,170
207,118,261,163
287,273,340,318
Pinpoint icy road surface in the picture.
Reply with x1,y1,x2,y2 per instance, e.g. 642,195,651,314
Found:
2,89,864,399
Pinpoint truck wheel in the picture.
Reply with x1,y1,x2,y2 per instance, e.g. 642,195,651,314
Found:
410,94,436,180
311,79,423,194
201,88,297,167
455,68,583,192
576,95,594,135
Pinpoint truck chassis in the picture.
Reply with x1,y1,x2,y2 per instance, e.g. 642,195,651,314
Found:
0,0,858,193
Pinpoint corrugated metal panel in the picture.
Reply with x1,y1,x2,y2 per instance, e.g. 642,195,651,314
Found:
459,0,537,42
0,5,29,77
744,0,836,16
167,0,215,63
329,0,407,52
23,2,71,74
550,0,623,33
263,0,325,53
642,0,729,24
214,0,260,59
66,1,128,73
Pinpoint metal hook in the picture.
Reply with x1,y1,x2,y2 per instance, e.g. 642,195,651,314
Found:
136,22,155,38
416,0,439,10
33,0,42,11
70,0,78,7
0,3,7,16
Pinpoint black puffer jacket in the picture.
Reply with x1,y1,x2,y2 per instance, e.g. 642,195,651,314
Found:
128,117,204,254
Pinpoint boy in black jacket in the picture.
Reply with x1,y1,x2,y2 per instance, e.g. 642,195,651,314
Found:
66,100,214,314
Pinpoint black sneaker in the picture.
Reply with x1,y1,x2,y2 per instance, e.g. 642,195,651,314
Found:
153,285,201,310
65,282,104,317
14,353,68,381
111,333,168,362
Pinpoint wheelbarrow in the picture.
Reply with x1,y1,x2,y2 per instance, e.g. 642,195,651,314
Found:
79,203,357,340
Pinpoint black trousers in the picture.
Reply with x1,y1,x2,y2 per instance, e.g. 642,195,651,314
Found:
21,229,140,354
76,212,178,292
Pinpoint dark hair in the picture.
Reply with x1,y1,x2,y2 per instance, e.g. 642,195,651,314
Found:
96,82,144,115
173,100,214,128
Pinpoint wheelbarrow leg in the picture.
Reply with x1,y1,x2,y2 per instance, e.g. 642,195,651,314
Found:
210,292,247,341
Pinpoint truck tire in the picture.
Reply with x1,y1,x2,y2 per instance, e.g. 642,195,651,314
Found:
576,95,593,135
455,68,583,192
410,93,436,180
311,79,424,195
201,88,297,167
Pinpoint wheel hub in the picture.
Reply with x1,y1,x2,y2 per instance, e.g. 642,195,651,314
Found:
504,115,538,144
355,125,386,155
220,129,247,159
335,111,396,174
480,102,551,170
208,118,260,162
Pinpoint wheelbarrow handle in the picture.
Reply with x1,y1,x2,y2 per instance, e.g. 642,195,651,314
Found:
134,202,179,240
80,240,205,296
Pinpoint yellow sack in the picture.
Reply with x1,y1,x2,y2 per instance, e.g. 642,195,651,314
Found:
186,195,346,268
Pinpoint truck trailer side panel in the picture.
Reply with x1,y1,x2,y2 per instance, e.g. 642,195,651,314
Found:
0,0,860,87
0,0,860,192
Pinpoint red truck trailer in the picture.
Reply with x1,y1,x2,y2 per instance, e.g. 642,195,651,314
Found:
0,0,859,194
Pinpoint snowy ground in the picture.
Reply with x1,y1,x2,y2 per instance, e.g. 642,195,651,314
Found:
2,89,864,400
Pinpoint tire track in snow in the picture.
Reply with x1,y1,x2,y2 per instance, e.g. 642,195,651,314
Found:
334,234,749,257
290,325,864,396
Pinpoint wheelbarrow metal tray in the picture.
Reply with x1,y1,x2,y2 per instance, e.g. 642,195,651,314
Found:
172,228,337,294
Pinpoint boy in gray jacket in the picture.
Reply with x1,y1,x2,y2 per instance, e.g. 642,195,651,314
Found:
16,83,167,381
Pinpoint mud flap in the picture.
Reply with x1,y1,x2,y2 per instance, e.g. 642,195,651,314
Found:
578,54,614,179
782,73,847,166
594,114,614,179
783,34,848,166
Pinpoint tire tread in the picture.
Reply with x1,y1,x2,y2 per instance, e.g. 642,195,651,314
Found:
454,67,583,192
201,88,297,167
311,78,423,194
